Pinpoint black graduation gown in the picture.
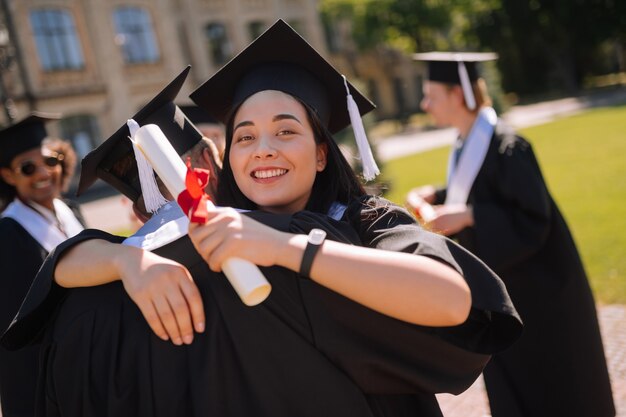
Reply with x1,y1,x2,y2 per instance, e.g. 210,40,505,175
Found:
433,123,615,417
0,200,85,417
2,197,522,417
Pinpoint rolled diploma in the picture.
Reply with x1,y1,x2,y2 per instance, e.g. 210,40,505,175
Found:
407,192,437,222
133,124,271,306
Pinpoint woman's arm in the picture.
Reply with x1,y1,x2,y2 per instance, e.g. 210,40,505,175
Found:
282,235,471,327
189,208,471,327
56,239,205,345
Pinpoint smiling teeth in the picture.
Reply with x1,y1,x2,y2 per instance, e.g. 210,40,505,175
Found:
33,180,51,189
254,169,287,179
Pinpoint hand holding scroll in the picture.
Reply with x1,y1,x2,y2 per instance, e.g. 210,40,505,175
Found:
406,189,437,223
132,123,271,306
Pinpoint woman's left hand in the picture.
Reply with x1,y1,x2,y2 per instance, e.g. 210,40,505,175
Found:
188,207,291,272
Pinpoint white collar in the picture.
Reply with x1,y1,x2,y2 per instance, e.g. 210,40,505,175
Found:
122,202,189,251
328,201,347,220
1,198,84,252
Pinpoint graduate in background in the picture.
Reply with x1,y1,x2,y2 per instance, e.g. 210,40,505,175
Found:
0,114,85,417
407,52,615,417
3,23,521,417
179,104,226,163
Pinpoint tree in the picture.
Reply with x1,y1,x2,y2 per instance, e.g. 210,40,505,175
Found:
320,0,626,97
469,0,626,95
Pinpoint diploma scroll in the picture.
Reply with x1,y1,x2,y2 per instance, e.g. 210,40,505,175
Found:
407,192,437,223
133,123,271,306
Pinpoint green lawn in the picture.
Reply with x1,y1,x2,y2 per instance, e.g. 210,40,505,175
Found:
382,105,626,304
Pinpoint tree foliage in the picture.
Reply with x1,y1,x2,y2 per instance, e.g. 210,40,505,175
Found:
320,0,626,96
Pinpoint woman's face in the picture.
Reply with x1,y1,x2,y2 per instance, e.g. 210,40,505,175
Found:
229,90,327,214
0,145,63,209
420,81,457,127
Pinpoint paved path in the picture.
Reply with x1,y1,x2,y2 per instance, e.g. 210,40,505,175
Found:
437,304,626,417
81,193,138,233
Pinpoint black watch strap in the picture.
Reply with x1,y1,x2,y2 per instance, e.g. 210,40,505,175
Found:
299,229,326,277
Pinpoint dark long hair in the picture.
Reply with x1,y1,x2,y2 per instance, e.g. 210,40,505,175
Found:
216,96,365,214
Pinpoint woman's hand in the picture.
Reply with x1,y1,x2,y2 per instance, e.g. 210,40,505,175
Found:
188,207,291,272
56,239,205,346
115,248,205,346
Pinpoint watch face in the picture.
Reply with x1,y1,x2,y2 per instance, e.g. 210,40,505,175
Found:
309,228,327,245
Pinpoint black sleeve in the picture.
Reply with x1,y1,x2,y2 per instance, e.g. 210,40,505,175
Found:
1,229,125,350
285,201,522,395
345,197,521,350
0,219,46,335
471,138,552,271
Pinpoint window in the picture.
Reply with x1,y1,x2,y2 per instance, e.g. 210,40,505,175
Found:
58,114,101,160
30,9,84,71
113,7,160,64
205,22,231,66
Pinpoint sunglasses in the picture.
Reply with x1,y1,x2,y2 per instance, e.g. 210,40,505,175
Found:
15,153,64,177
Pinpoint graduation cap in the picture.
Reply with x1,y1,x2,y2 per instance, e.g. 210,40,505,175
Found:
413,52,498,110
179,105,220,126
78,66,202,203
0,112,61,167
190,19,380,181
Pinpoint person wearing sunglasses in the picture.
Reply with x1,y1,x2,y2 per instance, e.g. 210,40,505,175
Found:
0,113,85,417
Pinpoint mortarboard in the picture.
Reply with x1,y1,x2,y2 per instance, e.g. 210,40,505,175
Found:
190,19,380,180
179,105,220,126
0,112,61,167
77,66,202,202
413,52,498,110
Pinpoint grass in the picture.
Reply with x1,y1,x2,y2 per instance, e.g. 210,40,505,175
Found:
381,105,626,304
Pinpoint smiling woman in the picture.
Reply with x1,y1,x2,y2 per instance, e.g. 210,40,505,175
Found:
229,90,326,214
0,113,85,417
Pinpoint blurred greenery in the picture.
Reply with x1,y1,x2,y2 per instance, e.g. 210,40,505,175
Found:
320,0,626,97
382,105,626,304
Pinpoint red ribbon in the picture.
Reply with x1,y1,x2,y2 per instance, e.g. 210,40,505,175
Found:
177,158,211,224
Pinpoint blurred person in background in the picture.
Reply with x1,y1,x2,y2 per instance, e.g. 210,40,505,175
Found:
180,104,226,164
406,52,614,417
0,113,85,417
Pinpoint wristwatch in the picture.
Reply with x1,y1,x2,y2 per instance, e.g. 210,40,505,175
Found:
299,228,327,277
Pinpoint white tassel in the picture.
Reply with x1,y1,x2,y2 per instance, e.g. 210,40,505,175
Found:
127,119,169,213
457,61,476,110
342,75,379,181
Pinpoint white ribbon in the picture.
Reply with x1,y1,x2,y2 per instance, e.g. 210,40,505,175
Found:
342,75,379,181
445,107,497,205
457,60,476,110
127,119,169,213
